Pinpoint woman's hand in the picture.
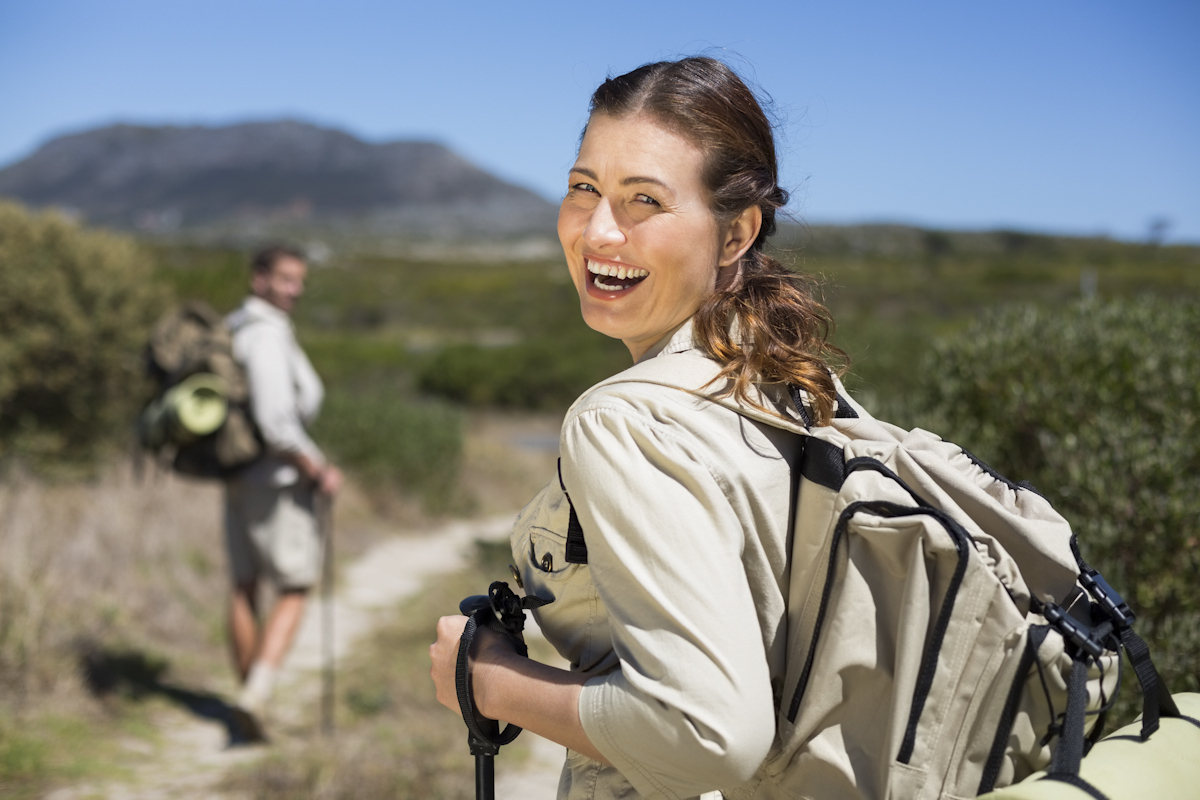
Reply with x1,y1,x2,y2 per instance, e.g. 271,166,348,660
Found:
429,612,608,764
429,615,519,717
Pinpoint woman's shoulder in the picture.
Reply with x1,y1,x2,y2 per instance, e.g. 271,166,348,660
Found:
566,350,805,436
567,350,724,419
560,350,804,500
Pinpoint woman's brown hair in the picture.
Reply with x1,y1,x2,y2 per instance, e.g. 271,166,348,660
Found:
588,57,846,425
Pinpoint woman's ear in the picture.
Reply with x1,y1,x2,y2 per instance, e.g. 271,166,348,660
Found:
719,205,763,268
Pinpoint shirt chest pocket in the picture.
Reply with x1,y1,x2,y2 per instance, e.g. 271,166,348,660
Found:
528,528,572,576
512,480,581,589
509,476,611,675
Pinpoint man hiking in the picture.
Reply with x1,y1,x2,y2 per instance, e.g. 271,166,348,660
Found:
225,245,342,740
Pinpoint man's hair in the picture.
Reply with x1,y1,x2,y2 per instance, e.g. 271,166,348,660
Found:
251,245,306,276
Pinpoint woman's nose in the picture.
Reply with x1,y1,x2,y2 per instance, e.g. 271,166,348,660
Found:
583,199,625,249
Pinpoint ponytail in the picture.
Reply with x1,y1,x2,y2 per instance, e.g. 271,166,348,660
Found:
693,249,845,426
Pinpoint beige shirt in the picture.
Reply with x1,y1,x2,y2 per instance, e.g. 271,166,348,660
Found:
225,295,325,487
510,321,804,800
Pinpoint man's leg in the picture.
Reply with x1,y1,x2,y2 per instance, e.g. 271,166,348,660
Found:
228,583,310,683
237,588,307,720
229,581,260,682
258,588,308,668
227,578,273,743
225,480,264,685
236,484,320,727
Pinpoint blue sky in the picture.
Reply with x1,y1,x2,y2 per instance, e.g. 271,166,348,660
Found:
1,0,1197,241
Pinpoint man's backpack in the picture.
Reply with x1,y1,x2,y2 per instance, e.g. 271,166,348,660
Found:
566,350,1182,800
138,301,262,478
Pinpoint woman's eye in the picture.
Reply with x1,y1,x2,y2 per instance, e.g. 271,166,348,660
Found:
571,182,598,194
634,193,659,206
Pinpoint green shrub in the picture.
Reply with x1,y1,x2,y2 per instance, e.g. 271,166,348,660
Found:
0,202,166,470
903,297,1200,711
312,377,465,512
417,334,629,412
145,243,248,313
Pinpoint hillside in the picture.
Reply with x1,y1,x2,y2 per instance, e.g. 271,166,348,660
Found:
0,120,557,241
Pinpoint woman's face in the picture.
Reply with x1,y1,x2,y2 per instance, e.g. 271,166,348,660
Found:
558,113,746,361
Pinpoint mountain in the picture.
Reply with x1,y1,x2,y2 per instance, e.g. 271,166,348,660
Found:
0,120,558,241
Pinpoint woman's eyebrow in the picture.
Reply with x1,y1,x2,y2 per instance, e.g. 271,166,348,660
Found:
569,167,671,192
622,176,669,190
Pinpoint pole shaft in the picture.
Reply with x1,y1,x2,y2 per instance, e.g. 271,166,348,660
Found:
475,753,495,800
320,494,335,737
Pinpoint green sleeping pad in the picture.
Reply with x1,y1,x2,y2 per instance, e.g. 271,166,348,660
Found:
978,692,1200,800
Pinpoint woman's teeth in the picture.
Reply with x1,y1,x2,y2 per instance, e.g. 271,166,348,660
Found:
587,260,648,291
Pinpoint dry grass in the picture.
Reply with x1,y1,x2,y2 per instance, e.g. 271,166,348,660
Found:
0,462,229,796
0,464,224,703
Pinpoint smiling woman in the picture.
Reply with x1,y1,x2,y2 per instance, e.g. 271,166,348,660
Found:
429,57,847,800
559,113,752,361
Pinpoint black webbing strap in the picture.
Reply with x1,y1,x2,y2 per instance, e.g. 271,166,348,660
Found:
787,385,858,428
802,438,847,491
1047,652,1091,777
834,392,859,418
557,458,588,564
788,386,814,428
1120,625,1180,739
1070,541,1181,740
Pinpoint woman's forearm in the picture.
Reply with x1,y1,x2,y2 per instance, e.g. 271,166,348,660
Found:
475,649,611,765
430,615,611,766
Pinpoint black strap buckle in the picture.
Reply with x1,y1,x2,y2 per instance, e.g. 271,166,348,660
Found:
1080,569,1136,629
1041,600,1105,659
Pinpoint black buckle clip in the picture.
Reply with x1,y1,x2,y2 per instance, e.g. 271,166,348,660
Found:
1080,570,1135,629
1043,601,1104,659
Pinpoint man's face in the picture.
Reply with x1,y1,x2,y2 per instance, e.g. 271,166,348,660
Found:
252,255,307,313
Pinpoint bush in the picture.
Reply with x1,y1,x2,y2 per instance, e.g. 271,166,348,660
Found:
903,297,1200,710
312,377,465,512
417,334,629,412
0,202,166,470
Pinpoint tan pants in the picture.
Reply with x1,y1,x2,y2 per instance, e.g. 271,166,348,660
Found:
224,481,322,590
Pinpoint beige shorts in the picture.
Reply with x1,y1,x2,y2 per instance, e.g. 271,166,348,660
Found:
224,482,323,590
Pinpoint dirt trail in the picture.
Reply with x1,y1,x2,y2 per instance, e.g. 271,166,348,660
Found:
45,513,563,800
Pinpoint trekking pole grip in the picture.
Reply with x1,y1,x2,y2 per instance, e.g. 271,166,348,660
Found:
454,585,527,754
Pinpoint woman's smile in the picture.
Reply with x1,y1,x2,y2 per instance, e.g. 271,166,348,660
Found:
585,257,650,295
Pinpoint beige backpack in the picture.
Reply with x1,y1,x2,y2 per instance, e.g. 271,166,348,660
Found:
579,351,1178,800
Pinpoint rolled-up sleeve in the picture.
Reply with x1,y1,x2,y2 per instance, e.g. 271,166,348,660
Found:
561,402,776,799
240,325,324,464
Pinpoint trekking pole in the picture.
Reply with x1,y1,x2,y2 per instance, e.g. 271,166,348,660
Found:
456,583,548,800
319,493,335,738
